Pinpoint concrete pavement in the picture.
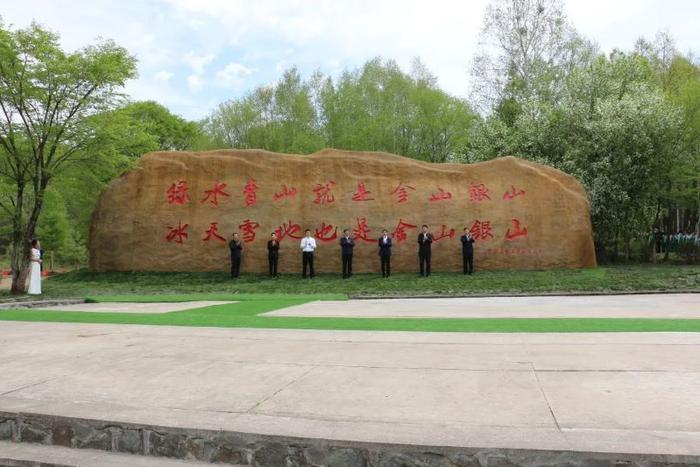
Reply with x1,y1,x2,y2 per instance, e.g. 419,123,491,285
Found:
1,320,700,457
40,300,235,313
264,293,700,318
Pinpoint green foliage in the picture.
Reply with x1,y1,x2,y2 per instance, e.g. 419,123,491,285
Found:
0,20,138,291
204,59,477,162
117,101,202,151
35,100,212,265
204,67,326,154
468,34,697,261
35,187,86,264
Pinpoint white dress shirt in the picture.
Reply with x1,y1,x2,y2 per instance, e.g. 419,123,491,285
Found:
300,237,317,252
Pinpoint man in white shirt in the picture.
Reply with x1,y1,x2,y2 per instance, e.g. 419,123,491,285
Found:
300,229,317,278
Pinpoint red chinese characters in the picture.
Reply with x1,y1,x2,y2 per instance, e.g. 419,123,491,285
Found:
352,182,374,201
166,180,190,205
313,181,336,204
391,182,415,203
432,224,456,242
274,220,303,241
503,185,526,201
166,220,189,244
469,183,490,202
238,219,260,242
392,219,417,243
469,219,494,240
429,187,452,202
272,184,298,201
243,178,259,207
315,222,338,242
201,182,230,207
202,222,226,242
353,217,374,243
505,219,528,240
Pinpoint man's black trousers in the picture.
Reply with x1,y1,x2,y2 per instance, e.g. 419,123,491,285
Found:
302,252,315,278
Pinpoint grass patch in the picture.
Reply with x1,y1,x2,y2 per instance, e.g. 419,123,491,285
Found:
4,264,698,300
1,265,698,333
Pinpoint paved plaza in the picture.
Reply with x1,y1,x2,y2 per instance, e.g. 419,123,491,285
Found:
1,299,700,457
264,293,700,319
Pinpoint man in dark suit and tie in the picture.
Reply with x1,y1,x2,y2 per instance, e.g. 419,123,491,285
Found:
229,232,243,279
267,232,280,277
340,229,355,278
460,228,475,275
417,224,433,277
378,229,392,278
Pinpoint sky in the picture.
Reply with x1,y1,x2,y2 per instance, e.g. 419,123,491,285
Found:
2,0,698,120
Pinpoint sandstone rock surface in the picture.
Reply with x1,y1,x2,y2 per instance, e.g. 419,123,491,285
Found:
89,149,596,272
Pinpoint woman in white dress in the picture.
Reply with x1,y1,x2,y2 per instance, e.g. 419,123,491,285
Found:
28,239,42,295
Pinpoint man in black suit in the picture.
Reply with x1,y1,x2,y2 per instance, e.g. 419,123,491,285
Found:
339,229,355,278
417,224,432,277
461,228,475,275
378,229,392,278
229,232,243,278
267,232,280,277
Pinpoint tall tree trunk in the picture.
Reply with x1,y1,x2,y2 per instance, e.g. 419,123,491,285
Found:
696,184,700,236
9,181,26,295
9,237,29,295
650,201,661,263
10,179,47,295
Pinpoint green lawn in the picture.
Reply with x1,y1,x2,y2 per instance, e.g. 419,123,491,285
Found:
1,292,699,333
6,264,699,299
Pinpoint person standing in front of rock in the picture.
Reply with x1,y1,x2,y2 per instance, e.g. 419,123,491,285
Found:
417,225,433,277
267,232,280,277
300,229,317,279
28,239,42,295
460,228,476,275
378,229,392,278
340,229,355,279
229,232,243,279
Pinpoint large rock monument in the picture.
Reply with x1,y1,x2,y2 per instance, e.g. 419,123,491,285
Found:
89,149,596,272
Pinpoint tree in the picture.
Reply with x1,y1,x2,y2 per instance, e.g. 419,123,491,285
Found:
0,21,137,293
470,0,597,113
641,38,700,237
203,59,477,162
31,100,209,265
116,101,202,151
466,51,684,260
204,67,325,154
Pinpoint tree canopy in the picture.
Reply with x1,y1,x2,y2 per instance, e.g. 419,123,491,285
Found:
0,20,137,291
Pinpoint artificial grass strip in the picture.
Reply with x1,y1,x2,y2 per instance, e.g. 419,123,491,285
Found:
1,298,699,333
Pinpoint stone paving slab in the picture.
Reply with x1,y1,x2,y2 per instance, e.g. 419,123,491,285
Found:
264,293,700,318
0,440,219,466
0,321,699,456
29,301,236,313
